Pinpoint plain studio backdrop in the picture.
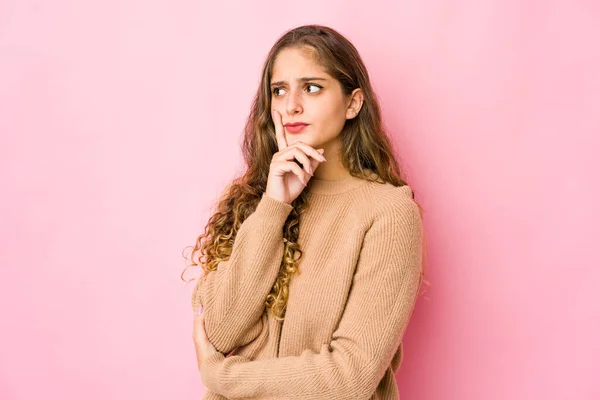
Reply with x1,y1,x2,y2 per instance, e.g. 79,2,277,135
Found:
1,1,598,399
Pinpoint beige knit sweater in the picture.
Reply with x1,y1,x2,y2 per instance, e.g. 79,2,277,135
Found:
191,171,423,399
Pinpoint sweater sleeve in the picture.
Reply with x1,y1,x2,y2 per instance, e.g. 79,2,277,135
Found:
192,192,294,355
199,195,424,400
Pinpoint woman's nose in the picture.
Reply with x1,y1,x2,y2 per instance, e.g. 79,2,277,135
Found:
285,89,303,115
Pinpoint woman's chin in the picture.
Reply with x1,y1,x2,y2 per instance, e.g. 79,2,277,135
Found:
285,133,329,151
287,134,311,146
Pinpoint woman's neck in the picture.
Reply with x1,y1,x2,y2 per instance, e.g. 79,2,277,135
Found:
311,140,351,181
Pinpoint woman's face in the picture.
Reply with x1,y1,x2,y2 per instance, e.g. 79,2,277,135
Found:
269,46,361,151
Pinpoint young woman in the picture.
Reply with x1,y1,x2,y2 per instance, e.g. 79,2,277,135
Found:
184,24,427,399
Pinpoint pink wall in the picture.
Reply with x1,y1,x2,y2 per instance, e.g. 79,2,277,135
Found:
1,1,598,399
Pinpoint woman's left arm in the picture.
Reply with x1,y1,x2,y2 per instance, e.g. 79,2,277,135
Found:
199,195,424,400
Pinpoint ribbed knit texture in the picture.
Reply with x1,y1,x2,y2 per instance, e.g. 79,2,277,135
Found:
191,171,423,400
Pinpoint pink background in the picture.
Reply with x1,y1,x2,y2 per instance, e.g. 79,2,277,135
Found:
1,1,599,399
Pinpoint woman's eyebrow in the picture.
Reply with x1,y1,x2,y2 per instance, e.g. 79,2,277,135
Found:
270,77,328,87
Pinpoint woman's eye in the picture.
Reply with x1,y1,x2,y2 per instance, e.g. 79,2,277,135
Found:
272,84,322,97
306,84,322,93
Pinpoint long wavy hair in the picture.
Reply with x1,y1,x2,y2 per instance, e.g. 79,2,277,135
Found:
181,24,430,321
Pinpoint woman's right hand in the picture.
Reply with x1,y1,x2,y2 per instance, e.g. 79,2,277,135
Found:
266,109,327,205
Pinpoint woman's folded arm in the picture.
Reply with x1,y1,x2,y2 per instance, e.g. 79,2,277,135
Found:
192,192,294,354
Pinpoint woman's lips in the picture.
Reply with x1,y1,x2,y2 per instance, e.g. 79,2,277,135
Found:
285,124,308,133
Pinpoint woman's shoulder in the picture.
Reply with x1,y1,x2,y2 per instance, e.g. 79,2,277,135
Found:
359,175,420,223
360,170,416,204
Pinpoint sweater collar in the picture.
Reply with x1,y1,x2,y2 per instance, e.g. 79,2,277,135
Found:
307,170,378,195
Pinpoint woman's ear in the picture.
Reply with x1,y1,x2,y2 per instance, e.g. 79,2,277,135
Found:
346,88,364,120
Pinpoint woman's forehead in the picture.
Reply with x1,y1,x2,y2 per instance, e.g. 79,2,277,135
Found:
272,47,324,72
